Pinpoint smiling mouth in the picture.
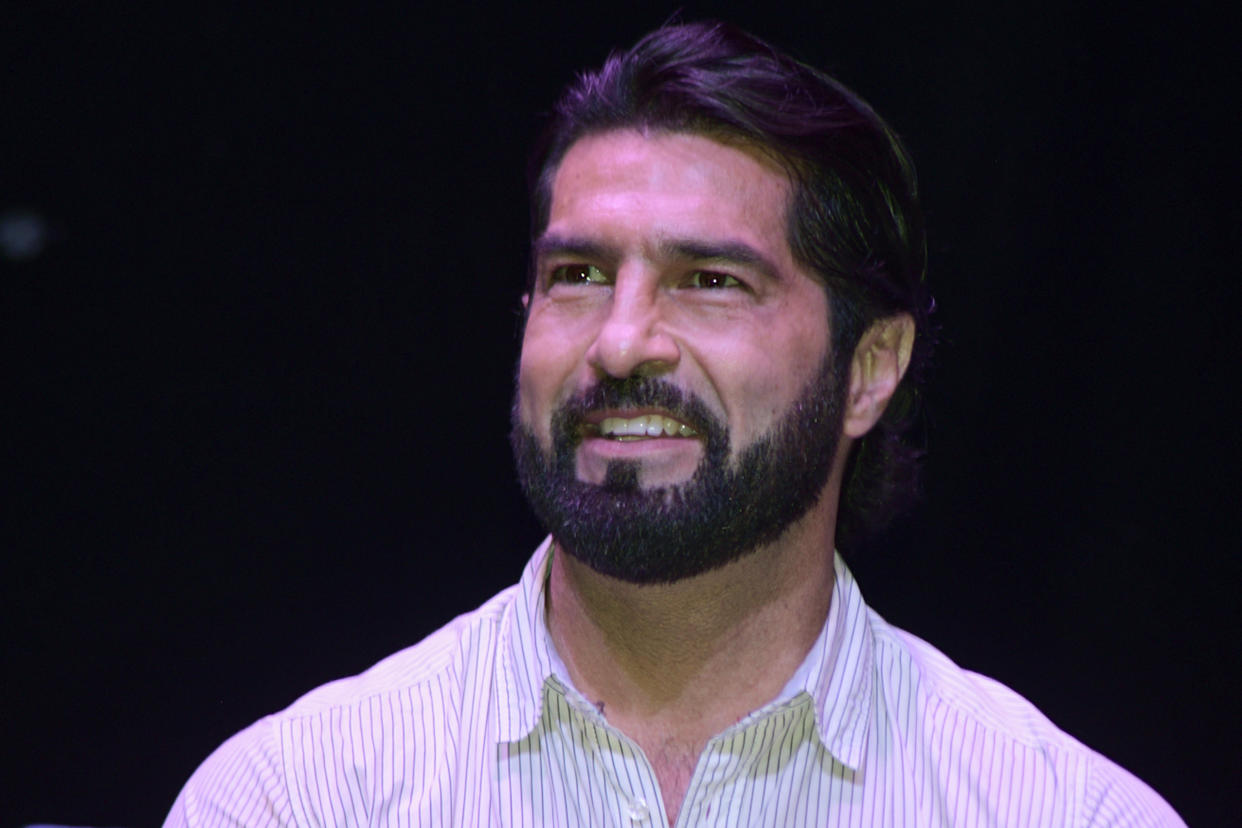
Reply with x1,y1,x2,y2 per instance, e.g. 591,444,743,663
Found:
584,413,700,440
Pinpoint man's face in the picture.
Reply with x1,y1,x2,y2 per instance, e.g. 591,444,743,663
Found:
512,130,842,583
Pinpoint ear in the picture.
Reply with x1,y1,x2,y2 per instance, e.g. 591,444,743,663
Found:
521,292,530,310
843,313,916,438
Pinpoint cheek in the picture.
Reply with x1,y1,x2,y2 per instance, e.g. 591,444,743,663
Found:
711,313,830,435
516,317,583,437
516,352,554,437
725,353,803,437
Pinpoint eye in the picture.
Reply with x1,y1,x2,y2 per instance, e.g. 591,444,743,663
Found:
686,270,742,289
549,264,609,286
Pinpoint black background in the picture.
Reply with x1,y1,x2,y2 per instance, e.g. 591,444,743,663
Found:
4,3,1236,825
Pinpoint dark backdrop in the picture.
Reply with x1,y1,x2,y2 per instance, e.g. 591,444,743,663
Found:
4,3,1235,825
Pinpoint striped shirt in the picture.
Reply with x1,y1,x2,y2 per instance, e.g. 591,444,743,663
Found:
166,537,1182,826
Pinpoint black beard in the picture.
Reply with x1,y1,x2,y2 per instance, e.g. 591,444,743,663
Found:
510,356,847,585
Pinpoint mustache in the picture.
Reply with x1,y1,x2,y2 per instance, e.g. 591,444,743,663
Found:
555,376,716,431
546,375,730,474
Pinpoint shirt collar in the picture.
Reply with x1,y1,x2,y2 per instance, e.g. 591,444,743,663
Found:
495,539,877,772
793,552,876,771
496,536,559,743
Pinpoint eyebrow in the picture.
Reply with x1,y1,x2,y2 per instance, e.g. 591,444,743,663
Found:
656,238,780,281
534,234,781,281
532,235,621,264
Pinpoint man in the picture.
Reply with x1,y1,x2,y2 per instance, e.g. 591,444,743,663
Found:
167,21,1182,826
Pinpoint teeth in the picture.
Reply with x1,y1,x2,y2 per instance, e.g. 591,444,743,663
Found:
599,414,697,438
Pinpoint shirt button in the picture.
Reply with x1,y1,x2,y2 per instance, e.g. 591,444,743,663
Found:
627,798,649,822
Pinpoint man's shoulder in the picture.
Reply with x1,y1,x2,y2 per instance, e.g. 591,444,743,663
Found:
164,583,523,827
281,582,521,719
865,614,1184,826
871,619,1080,749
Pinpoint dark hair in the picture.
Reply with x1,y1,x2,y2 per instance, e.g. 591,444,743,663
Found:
527,21,933,553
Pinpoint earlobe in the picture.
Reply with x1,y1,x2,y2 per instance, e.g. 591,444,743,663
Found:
521,293,530,310
843,313,915,438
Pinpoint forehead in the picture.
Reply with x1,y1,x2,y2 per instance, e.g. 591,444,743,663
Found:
546,130,794,254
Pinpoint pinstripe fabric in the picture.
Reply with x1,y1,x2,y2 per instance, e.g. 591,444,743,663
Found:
166,537,1183,826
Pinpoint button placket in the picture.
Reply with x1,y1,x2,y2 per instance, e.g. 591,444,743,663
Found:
568,698,664,826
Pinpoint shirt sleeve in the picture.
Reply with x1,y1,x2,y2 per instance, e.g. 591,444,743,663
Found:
1081,753,1186,827
163,717,293,828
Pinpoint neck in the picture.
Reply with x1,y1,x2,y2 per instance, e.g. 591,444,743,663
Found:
545,500,837,743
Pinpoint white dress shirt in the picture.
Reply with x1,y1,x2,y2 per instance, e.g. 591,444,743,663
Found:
165,537,1182,826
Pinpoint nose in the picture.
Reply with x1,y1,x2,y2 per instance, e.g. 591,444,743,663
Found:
584,276,680,379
